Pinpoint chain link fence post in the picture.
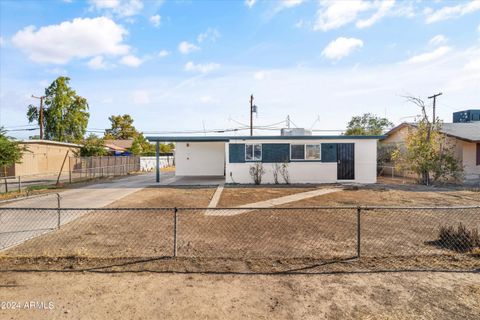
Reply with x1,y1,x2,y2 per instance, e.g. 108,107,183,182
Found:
57,194,61,229
357,207,361,258
173,207,178,257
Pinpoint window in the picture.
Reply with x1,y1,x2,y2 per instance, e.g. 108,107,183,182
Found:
245,144,262,161
305,144,321,160
290,144,305,160
290,144,321,161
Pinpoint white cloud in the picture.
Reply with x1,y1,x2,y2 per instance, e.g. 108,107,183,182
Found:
87,56,107,69
322,37,364,60
254,70,269,80
149,14,161,27
89,0,119,9
314,0,371,31
197,28,220,43
425,1,480,23
158,50,170,58
200,95,217,103
464,57,480,71
178,41,200,54
405,46,452,64
245,0,256,8
356,0,395,28
11,17,129,64
0,37,5,47
429,34,448,46
89,0,144,17
279,0,304,9
184,61,220,73
131,90,150,104
119,54,143,67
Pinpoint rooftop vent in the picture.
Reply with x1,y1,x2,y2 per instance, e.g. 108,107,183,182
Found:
280,128,312,136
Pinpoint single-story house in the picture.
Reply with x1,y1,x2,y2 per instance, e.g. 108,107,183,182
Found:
147,135,382,184
104,139,133,155
3,140,81,177
382,122,480,184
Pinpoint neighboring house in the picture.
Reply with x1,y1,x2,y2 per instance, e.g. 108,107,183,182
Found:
104,139,133,155
382,116,480,184
147,134,382,184
3,140,81,177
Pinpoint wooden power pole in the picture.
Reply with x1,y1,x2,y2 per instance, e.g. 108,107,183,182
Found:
32,95,45,139
428,92,442,124
250,94,254,136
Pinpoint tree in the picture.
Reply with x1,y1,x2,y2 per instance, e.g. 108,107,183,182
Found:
104,114,155,155
345,113,393,136
391,96,462,185
104,114,138,140
80,134,108,157
27,77,89,143
0,127,26,177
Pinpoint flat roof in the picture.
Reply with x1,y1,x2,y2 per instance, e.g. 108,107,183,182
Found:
147,135,384,142
20,139,82,148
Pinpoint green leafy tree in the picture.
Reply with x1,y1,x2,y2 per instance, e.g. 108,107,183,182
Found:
104,114,138,140
104,114,155,155
27,77,89,143
392,96,462,185
345,113,393,136
80,134,108,157
0,127,26,177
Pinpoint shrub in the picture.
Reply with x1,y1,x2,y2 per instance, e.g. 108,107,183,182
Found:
438,223,480,252
249,162,265,185
272,163,281,184
280,162,290,184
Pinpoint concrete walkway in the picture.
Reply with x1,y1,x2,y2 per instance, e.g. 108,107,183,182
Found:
0,172,160,251
206,187,341,216
207,184,225,208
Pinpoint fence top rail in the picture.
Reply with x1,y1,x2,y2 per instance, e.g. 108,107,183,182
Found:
0,192,61,205
0,205,478,211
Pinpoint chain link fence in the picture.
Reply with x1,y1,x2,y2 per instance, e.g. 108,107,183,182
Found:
0,203,478,272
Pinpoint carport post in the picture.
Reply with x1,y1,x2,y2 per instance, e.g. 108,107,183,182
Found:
155,141,160,183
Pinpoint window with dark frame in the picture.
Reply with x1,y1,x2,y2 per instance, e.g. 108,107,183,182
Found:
245,143,262,161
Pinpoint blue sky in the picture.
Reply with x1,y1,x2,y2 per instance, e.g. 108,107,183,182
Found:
1,0,479,139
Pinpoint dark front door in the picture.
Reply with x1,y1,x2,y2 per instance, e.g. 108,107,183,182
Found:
337,143,355,180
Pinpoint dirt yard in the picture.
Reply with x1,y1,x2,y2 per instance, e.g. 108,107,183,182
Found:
1,183,479,319
2,184,479,271
0,271,479,320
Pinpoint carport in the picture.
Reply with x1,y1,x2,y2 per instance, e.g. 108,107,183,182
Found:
146,136,229,183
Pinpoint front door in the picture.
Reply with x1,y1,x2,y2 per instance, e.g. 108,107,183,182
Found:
337,143,355,180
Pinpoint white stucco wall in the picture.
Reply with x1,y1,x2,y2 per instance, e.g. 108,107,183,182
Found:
225,138,378,184
462,141,480,183
140,156,174,171
175,142,225,176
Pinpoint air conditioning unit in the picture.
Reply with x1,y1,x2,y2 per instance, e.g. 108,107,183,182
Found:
280,128,312,136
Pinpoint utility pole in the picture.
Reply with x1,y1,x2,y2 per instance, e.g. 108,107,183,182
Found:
250,94,254,136
32,95,45,139
428,92,442,124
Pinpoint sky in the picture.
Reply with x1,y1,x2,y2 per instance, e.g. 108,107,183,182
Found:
0,0,479,139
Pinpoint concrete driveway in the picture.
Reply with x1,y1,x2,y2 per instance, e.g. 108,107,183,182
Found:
0,172,165,251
